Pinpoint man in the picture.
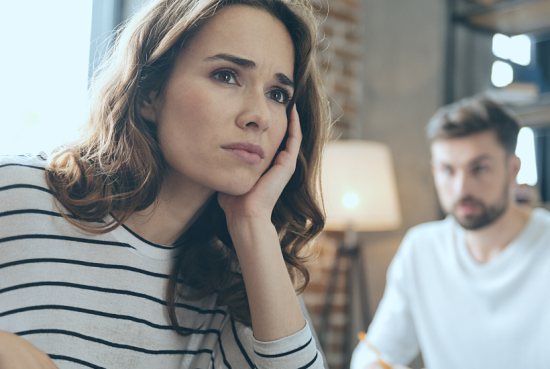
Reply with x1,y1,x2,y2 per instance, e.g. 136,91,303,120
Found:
350,98,550,369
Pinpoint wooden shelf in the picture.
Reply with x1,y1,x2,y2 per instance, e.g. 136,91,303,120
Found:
512,104,550,126
469,0,508,5
507,94,550,126
457,0,550,35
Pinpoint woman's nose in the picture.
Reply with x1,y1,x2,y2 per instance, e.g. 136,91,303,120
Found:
236,91,272,132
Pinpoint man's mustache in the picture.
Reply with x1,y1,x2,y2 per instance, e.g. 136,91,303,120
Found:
453,196,484,209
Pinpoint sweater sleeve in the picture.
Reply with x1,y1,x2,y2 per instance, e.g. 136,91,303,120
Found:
350,232,421,369
251,320,323,369
218,316,324,369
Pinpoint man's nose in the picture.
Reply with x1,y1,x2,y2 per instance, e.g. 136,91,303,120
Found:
454,171,474,199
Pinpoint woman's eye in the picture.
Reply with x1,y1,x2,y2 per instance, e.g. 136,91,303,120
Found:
268,89,289,104
214,71,236,84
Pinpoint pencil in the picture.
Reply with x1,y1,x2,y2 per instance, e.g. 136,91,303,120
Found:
357,331,393,369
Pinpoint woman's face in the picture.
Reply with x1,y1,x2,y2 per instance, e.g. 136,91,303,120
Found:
147,5,295,196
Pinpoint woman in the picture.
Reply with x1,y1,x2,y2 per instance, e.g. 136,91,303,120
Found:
0,0,330,368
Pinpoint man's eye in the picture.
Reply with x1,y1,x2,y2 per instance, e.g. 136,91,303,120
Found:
214,71,236,84
474,166,488,173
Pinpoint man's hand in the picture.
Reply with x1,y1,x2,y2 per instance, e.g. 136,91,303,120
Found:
0,331,59,369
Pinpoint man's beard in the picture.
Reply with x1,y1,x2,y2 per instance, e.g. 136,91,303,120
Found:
450,184,509,230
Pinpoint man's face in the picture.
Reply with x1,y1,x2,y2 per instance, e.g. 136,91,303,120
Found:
431,130,520,230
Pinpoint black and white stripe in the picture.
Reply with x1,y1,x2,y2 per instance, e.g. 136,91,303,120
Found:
0,155,322,368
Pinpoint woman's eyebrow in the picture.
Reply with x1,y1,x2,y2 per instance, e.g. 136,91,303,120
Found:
204,53,256,69
204,53,294,89
276,73,294,90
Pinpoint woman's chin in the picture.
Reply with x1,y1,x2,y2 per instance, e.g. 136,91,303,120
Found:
217,185,255,197
214,178,258,197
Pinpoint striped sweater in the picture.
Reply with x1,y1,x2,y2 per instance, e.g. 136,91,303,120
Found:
0,154,324,369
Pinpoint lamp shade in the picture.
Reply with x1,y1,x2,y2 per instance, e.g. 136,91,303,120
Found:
322,140,402,232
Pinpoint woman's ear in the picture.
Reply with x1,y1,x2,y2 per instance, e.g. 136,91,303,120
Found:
139,90,158,123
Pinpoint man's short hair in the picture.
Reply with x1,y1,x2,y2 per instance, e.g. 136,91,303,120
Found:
426,97,521,154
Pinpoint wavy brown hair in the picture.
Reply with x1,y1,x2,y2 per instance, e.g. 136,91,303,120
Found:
46,0,330,332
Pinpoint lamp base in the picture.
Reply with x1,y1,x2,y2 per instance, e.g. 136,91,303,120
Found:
318,232,372,367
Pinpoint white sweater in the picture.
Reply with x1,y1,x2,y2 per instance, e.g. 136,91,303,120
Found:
0,154,324,369
351,210,550,369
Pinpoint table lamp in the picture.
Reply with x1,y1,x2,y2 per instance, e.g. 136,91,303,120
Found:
322,140,401,233
318,140,402,366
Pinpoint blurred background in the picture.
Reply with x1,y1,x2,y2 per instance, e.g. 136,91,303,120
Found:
1,0,548,368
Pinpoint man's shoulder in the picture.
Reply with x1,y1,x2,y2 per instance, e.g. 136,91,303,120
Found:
405,216,455,242
532,207,550,222
527,207,550,238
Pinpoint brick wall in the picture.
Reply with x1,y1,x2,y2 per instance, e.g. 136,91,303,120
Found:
316,0,363,140
303,1,364,368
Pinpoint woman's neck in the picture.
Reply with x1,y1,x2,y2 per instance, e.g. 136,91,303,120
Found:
124,170,215,246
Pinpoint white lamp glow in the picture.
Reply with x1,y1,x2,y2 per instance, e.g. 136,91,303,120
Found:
492,33,511,60
342,193,360,209
322,140,402,232
491,61,514,87
516,127,538,186
510,35,531,66
492,33,531,66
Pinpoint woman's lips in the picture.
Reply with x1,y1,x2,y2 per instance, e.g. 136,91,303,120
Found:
223,142,265,165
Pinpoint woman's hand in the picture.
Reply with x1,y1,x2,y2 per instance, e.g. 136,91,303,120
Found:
216,105,307,342
218,105,302,226
0,331,59,369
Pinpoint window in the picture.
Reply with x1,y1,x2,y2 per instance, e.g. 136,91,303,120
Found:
491,61,514,87
492,33,531,66
0,0,93,155
491,33,532,88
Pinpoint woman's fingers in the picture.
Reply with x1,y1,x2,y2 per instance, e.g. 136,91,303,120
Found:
262,105,302,186
286,105,303,159
268,105,302,181
219,105,304,222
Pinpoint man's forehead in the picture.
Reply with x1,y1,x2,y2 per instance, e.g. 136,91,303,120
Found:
430,131,505,164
